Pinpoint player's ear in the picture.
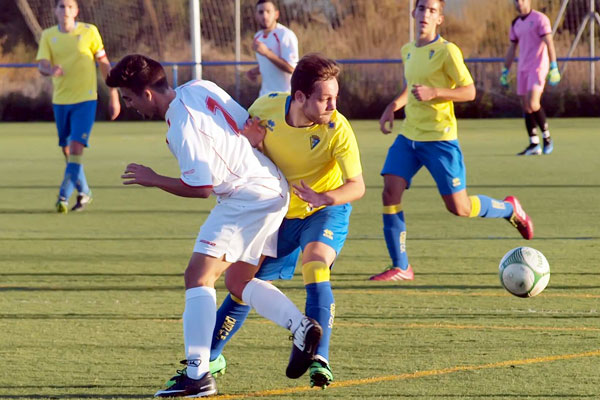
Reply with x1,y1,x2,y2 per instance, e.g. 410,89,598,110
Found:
274,9,280,20
144,89,153,102
294,90,307,104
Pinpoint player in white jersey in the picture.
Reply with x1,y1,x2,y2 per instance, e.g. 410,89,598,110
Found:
106,54,322,398
246,0,299,96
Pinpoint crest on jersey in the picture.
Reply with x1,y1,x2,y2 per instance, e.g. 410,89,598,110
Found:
429,50,435,59
406,52,411,60
310,135,320,149
268,93,279,97
328,122,335,129
266,119,275,131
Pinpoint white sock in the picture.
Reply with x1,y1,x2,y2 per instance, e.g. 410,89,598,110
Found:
183,286,216,379
242,278,304,332
530,135,540,144
542,130,551,139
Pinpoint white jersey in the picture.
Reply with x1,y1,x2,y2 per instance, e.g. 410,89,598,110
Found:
165,80,285,201
254,23,299,97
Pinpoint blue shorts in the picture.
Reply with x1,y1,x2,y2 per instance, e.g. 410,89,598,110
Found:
256,203,352,281
52,100,97,147
381,134,467,195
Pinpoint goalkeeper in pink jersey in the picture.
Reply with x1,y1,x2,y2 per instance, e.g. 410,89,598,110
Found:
500,0,560,156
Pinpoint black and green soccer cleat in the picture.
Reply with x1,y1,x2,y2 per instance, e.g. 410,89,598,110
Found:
209,354,227,378
154,361,217,398
309,360,333,389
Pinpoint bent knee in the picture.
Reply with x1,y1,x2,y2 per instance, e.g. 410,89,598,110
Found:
445,203,471,217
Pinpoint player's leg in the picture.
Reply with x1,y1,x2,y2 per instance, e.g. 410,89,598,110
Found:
209,248,300,374
296,204,351,387
371,135,420,281
68,100,96,211
53,104,72,212
155,252,229,398
225,260,322,380
517,71,542,155
426,140,534,239
527,81,553,154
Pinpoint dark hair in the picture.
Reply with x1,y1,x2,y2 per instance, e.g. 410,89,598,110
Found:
256,0,278,10
290,53,340,98
105,54,169,95
56,0,78,6
415,0,445,14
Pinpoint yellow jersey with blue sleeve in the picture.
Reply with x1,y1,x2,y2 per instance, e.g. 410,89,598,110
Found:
249,93,362,219
36,23,105,105
401,35,473,142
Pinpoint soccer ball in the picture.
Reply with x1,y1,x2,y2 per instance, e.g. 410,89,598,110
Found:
499,247,550,298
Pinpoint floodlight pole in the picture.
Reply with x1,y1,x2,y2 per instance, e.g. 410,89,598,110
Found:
190,0,202,80
552,0,600,94
409,0,415,43
235,0,241,100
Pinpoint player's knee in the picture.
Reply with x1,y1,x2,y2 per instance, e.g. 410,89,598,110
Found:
382,186,401,205
302,261,330,285
445,202,470,217
224,274,247,300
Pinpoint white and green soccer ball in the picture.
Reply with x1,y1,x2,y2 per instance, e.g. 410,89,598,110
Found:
499,247,550,298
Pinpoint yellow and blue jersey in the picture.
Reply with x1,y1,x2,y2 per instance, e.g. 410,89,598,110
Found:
249,93,362,219
36,23,105,105
401,35,473,141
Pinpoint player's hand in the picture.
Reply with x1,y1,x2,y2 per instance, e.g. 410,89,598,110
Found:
246,67,260,82
379,104,395,134
108,89,121,120
52,65,64,77
548,61,560,86
252,38,270,56
500,67,510,89
121,163,158,187
242,117,267,148
411,84,436,102
292,180,332,209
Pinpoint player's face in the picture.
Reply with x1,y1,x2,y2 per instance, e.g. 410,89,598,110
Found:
120,87,158,119
55,0,78,24
513,0,531,15
256,2,279,30
301,78,339,125
413,0,444,36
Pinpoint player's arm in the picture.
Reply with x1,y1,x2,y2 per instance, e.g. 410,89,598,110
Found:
542,34,561,86
293,174,365,208
97,54,121,120
503,41,517,71
500,42,517,88
38,59,63,77
253,38,294,73
379,86,408,134
411,83,475,103
121,163,212,198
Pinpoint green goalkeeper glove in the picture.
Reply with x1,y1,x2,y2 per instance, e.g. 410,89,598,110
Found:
500,67,510,88
548,61,560,86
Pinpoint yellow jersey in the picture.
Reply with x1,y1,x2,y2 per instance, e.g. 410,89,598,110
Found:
401,36,473,141
249,93,362,219
36,23,105,105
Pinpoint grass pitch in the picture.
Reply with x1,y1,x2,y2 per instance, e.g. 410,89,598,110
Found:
1,118,599,399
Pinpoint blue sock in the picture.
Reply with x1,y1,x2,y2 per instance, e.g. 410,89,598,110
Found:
75,164,90,195
302,261,334,362
59,162,80,200
469,195,513,219
383,204,409,269
305,281,334,362
210,293,251,361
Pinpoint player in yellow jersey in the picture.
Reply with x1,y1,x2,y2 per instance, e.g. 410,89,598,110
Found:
369,0,534,282
209,54,365,388
36,0,120,213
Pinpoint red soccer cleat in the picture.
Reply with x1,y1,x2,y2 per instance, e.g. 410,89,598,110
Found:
369,265,414,281
504,196,534,240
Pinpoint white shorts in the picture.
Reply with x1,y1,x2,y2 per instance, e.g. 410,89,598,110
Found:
193,184,289,266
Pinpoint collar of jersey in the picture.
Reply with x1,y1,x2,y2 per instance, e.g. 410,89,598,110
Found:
415,34,440,48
